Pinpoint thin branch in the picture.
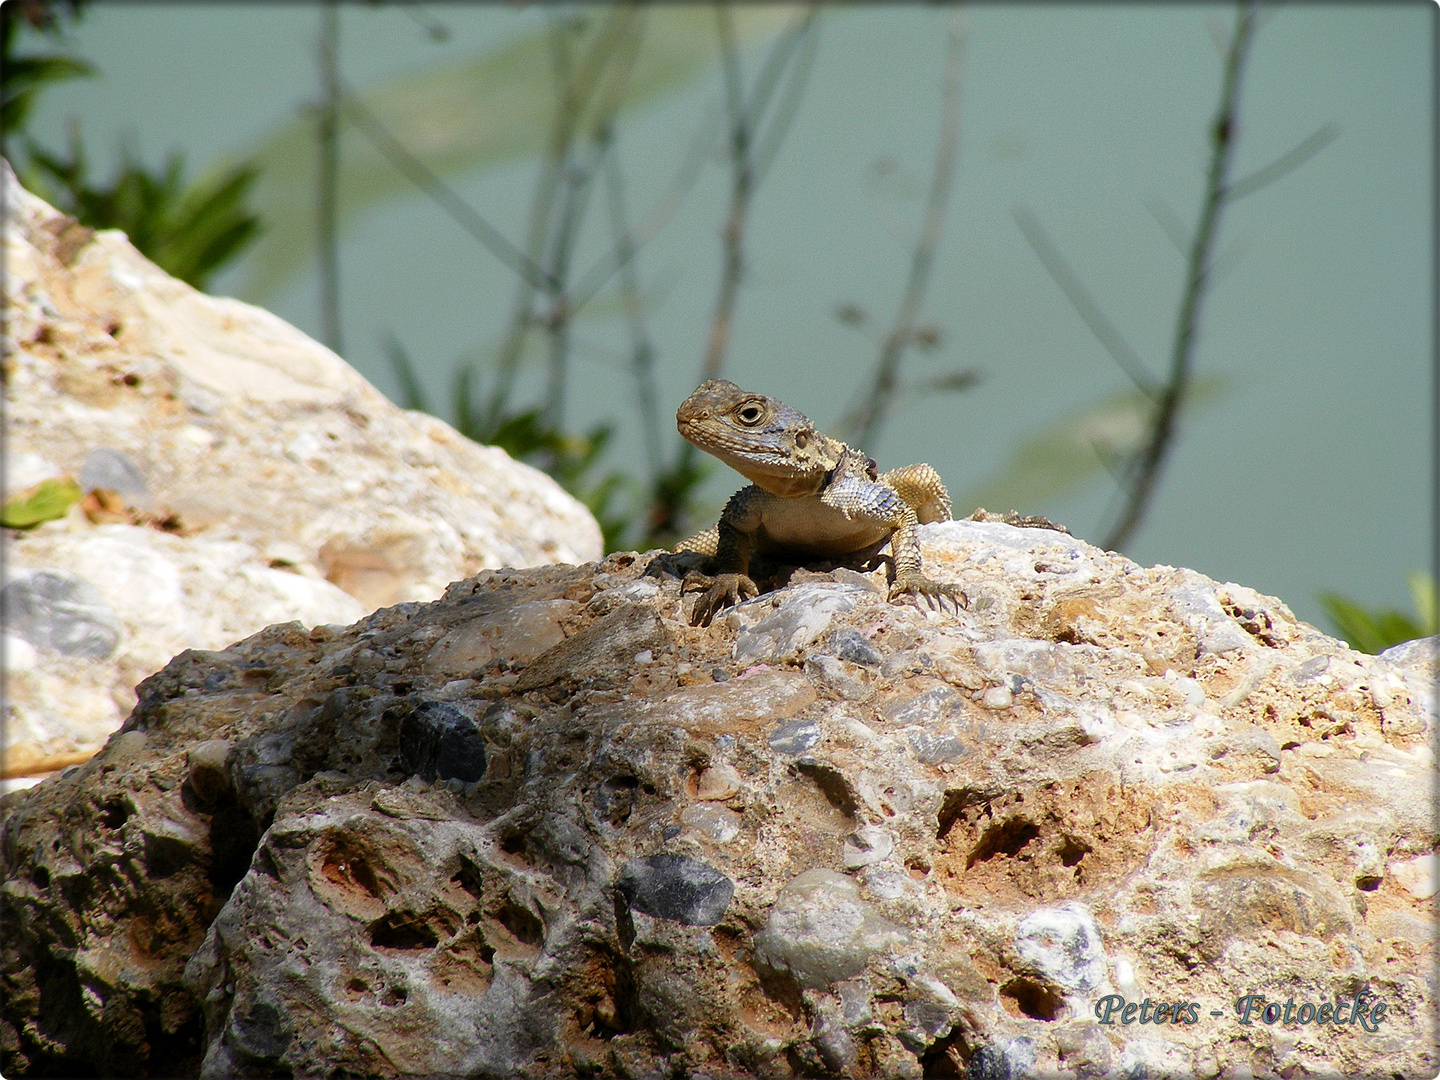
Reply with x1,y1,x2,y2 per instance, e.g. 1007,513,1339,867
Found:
541,11,642,433
1013,205,1159,396
570,100,720,310
340,85,553,291
752,11,820,184
742,7,817,134
602,131,664,481
1224,121,1338,201
646,6,819,546
485,5,637,436
541,134,611,432
842,13,966,448
1103,0,1259,552
1144,196,1190,254
698,1,753,385
317,0,343,355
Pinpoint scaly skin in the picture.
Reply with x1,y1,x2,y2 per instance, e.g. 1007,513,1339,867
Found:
674,379,964,625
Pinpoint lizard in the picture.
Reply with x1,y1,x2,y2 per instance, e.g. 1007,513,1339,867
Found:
672,379,964,626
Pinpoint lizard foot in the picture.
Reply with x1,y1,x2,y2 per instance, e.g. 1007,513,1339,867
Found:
683,571,760,627
889,573,966,613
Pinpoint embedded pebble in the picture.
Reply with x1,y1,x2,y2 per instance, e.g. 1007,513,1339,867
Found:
696,763,742,801
981,684,1013,710
680,803,741,843
616,855,734,925
752,868,907,990
79,448,149,505
830,627,883,669
1014,903,1107,991
841,825,894,869
733,584,862,664
398,700,486,783
769,718,822,756
1388,853,1439,900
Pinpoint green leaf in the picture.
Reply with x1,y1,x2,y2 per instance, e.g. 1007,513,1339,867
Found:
1318,588,1427,655
2,476,83,528
1,54,94,136
234,5,808,302
1406,570,1437,636
959,375,1227,512
23,137,262,290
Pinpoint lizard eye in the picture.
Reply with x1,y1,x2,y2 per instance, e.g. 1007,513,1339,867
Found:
736,404,764,426
794,431,808,448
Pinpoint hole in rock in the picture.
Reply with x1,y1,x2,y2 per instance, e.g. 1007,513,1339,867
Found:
1356,875,1382,892
451,855,485,901
1057,835,1091,868
498,900,544,946
1001,976,1065,1021
966,817,1040,868
370,910,442,950
99,799,131,830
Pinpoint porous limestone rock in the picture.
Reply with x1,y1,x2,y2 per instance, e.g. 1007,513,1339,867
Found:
1,166,601,779
0,522,1433,1078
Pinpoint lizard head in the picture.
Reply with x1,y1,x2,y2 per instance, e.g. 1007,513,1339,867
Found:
676,380,841,496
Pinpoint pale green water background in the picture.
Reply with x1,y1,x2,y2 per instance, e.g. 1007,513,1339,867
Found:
20,3,1434,631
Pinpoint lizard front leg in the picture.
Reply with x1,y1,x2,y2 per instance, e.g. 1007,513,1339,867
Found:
819,468,964,611
886,503,965,610
683,486,763,625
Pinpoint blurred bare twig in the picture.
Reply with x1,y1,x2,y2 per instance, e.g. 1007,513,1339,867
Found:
643,4,820,548
317,0,343,354
1012,0,1334,553
341,85,553,290
601,126,664,479
841,12,966,448
1013,207,1158,396
1101,0,1260,551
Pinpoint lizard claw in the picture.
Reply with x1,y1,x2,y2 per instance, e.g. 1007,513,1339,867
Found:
889,574,966,614
684,571,760,626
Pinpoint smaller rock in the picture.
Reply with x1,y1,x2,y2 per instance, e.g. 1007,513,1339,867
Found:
752,868,906,991
696,763,742,801
805,653,870,700
811,1016,858,1074
841,825,894,869
2,633,37,672
679,803,741,843
904,727,969,765
885,686,960,727
980,685,1013,710
733,584,861,664
830,627,883,669
1014,903,1107,992
398,700,486,783
899,999,953,1052
616,855,735,926
881,650,934,679
966,1038,1037,1080
1388,853,1439,900
1,569,120,658
187,739,233,804
770,719,822,756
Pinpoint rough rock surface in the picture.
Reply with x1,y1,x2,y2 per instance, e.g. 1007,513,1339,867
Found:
0,520,1434,1078
1,166,602,777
